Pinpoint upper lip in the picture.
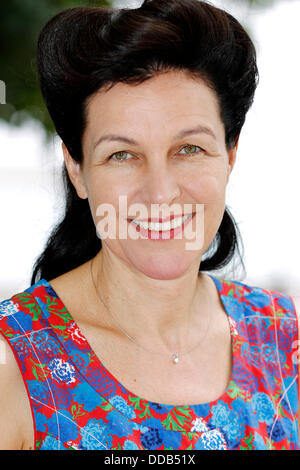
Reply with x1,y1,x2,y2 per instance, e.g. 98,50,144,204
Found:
128,213,194,223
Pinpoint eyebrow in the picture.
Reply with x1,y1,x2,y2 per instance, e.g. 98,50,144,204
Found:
93,125,217,151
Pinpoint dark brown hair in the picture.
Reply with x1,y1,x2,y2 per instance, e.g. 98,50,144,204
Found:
31,0,259,284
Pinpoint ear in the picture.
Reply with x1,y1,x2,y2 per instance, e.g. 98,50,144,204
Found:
62,142,88,200
226,139,238,184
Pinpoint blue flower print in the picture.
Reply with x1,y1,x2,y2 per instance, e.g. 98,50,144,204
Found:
267,418,286,443
40,435,61,450
231,398,259,429
109,395,136,419
251,392,275,425
103,409,135,439
159,430,182,450
211,402,244,443
191,417,209,433
48,358,76,385
71,382,98,412
223,413,244,441
211,402,230,427
195,429,227,450
132,423,149,433
140,428,163,450
0,299,19,318
31,331,59,355
123,440,139,450
80,418,112,450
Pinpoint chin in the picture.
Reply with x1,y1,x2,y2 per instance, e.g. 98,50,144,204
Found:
130,253,197,281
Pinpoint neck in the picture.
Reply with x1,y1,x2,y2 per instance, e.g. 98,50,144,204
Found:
89,249,211,354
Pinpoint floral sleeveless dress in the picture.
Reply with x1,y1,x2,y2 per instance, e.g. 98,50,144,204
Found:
0,275,299,450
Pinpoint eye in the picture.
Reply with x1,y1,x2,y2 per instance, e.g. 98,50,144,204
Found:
178,144,205,156
108,151,132,163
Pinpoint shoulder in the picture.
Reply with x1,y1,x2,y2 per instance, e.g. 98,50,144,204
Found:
224,276,298,319
216,276,299,347
228,278,299,367
0,279,59,335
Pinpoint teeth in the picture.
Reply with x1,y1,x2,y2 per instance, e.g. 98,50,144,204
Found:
132,214,191,231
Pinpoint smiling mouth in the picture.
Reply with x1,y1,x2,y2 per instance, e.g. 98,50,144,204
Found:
129,213,193,224
129,213,193,230
127,212,195,240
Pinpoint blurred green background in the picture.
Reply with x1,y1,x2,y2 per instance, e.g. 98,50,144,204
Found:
0,0,111,135
0,0,291,135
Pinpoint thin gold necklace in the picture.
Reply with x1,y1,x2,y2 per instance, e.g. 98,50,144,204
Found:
90,258,212,364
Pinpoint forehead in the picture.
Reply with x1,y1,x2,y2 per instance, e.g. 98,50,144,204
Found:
84,70,224,142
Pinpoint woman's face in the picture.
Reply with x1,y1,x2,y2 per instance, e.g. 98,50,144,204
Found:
64,70,237,280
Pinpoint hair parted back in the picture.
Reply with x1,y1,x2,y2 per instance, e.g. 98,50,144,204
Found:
31,0,259,285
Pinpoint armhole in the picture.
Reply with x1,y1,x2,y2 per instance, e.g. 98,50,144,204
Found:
0,330,38,450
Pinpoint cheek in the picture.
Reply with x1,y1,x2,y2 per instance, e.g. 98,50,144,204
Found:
189,172,227,253
88,176,131,230
187,170,227,205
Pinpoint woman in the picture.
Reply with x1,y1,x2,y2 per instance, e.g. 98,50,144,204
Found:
0,0,299,451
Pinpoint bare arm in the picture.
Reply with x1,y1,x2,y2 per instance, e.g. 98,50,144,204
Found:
0,338,34,450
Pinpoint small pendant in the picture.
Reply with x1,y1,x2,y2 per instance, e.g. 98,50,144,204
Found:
172,353,179,364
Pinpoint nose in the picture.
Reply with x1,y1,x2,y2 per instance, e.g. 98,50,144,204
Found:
140,158,182,207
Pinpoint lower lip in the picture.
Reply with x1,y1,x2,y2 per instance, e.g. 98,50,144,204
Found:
127,214,195,240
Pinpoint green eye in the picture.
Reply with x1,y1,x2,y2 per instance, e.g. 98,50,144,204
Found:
179,145,203,155
109,151,131,162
